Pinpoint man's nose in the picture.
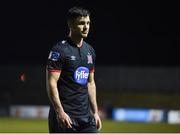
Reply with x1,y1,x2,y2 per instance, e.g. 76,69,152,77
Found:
84,23,89,29
83,26,88,31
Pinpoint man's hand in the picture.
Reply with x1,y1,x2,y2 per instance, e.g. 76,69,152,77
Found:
94,113,102,131
57,111,72,128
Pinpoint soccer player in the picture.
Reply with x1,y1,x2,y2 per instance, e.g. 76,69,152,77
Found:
46,6,102,133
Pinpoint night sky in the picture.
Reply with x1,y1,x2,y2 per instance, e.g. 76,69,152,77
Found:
1,0,180,66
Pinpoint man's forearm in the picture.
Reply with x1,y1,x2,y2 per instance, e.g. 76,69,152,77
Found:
47,87,64,114
88,82,98,114
46,71,64,114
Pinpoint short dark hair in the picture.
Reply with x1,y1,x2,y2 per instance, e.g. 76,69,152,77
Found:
67,7,90,22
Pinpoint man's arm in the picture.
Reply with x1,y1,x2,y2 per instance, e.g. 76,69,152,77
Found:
46,70,72,128
87,72,102,130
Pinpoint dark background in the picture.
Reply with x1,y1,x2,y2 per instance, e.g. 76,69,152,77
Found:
0,0,180,114
1,0,180,66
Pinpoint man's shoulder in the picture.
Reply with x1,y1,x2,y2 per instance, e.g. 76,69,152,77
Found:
83,41,94,50
55,40,68,47
52,40,68,50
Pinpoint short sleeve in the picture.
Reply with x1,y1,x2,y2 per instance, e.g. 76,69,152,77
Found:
91,47,96,63
46,44,64,72
89,45,96,72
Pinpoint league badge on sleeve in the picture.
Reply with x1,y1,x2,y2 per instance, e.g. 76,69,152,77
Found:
48,51,60,61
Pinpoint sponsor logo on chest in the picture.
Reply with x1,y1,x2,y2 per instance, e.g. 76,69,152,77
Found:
74,66,89,85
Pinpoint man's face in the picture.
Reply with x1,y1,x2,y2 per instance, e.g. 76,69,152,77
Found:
70,16,90,38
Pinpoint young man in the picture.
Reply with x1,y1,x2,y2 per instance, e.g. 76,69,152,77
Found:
46,7,102,133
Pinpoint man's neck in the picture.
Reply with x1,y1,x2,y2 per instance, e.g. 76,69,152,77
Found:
68,35,83,47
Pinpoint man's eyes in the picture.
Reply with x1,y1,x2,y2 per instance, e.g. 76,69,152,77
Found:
78,21,90,25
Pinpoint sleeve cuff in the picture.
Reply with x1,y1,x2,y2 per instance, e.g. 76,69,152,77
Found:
47,69,61,72
90,68,95,73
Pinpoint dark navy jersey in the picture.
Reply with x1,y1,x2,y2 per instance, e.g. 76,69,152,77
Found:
47,38,96,117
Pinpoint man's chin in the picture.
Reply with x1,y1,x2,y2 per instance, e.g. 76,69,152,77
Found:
82,34,88,38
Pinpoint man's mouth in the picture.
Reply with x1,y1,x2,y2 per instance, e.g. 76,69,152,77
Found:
82,31,88,34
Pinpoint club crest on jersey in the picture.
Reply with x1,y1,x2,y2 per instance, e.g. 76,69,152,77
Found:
48,51,60,61
74,67,89,85
87,53,93,64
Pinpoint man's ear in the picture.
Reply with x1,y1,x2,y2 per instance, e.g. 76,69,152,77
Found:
67,21,70,28
67,20,73,29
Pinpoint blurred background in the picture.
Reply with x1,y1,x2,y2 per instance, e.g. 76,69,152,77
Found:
1,0,180,132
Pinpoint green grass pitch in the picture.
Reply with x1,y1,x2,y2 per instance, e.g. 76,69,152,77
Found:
0,117,180,133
